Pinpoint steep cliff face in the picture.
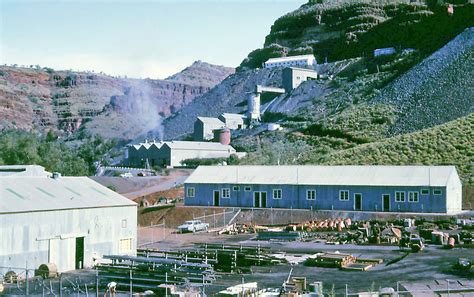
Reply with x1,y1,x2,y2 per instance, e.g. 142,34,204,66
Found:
0,62,234,140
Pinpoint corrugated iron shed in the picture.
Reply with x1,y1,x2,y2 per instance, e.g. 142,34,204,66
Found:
0,174,135,214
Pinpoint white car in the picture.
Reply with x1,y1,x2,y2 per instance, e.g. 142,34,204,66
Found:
120,172,133,178
177,220,209,233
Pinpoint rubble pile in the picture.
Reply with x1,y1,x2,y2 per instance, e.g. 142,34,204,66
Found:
217,217,474,248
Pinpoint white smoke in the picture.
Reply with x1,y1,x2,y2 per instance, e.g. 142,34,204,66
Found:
119,79,164,141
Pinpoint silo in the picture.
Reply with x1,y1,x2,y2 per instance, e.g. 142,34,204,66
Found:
213,128,231,145
247,92,261,121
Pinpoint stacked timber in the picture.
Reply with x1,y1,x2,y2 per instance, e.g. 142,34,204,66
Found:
305,252,356,268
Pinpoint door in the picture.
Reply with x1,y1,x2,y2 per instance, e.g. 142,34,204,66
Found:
253,192,267,208
354,194,362,211
213,191,220,206
75,237,84,269
261,192,267,208
383,194,390,212
254,192,260,208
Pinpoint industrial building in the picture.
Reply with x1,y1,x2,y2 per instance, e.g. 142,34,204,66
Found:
184,165,462,213
0,165,137,274
194,117,225,141
247,85,286,122
127,141,163,167
374,47,396,57
264,54,316,69
282,67,318,92
218,113,247,130
128,140,240,167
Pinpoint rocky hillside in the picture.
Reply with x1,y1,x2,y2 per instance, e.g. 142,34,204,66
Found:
166,60,235,88
159,1,473,188
0,62,233,140
163,1,473,141
239,0,474,69
163,67,284,139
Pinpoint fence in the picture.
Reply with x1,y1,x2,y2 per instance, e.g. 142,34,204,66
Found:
137,208,241,247
138,222,167,247
193,208,241,230
0,267,106,296
2,266,473,296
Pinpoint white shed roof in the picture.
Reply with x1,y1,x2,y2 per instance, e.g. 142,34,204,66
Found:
0,175,136,214
0,165,50,177
196,117,224,126
185,165,458,187
130,141,164,151
265,54,315,64
220,113,247,120
165,141,236,152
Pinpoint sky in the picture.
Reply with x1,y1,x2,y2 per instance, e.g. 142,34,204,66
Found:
0,0,306,79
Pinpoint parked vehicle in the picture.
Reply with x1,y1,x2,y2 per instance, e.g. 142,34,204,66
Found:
120,172,133,178
177,220,209,233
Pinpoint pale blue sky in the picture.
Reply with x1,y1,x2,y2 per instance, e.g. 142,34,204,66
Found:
0,0,306,79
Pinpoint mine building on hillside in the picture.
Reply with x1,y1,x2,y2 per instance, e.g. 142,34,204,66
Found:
264,54,316,69
374,47,396,57
184,165,462,213
0,165,137,274
282,67,318,92
194,117,225,141
218,113,247,130
128,140,240,167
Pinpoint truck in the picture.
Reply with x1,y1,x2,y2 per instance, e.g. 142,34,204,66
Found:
177,220,209,233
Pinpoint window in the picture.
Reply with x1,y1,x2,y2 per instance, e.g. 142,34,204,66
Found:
307,190,316,200
408,191,419,203
244,186,252,192
421,189,429,195
395,191,405,202
186,187,195,198
119,238,132,253
433,189,442,195
273,189,282,199
339,190,349,201
222,188,230,198
233,186,240,191
121,219,127,228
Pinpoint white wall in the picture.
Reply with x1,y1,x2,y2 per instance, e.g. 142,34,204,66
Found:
446,171,463,212
170,149,236,167
0,206,137,273
265,58,315,69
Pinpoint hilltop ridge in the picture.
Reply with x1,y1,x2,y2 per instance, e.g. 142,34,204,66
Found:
0,62,234,140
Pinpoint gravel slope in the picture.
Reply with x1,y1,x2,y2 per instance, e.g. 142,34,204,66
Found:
376,27,474,135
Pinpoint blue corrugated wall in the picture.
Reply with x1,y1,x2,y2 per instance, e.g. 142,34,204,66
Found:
184,183,447,213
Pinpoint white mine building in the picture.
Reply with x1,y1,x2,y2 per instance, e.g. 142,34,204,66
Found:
0,165,137,274
128,140,242,168
264,54,316,69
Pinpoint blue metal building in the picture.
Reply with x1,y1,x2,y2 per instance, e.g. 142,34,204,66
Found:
184,165,462,213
